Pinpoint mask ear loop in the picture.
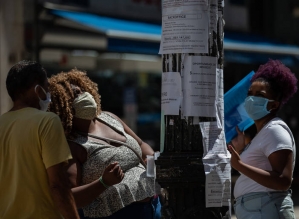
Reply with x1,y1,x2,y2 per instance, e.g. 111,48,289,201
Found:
34,85,38,93
35,85,50,101
267,99,278,112
35,85,42,100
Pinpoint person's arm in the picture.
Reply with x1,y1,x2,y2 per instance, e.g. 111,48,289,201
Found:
104,111,155,161
67,141,124,208
228,145,293,190
47,162,80,219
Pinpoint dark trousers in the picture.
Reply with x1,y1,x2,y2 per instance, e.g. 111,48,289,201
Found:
79,196,161,219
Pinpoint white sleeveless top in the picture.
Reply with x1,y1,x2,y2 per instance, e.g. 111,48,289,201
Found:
69,112,155,217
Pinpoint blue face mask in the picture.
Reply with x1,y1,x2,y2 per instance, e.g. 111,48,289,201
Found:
244,96,274,121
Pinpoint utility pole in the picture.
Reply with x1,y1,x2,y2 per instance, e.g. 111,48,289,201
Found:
156,1,229,218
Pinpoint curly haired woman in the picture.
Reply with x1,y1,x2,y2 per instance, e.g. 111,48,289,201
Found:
48,69,159,219
228,60,297,219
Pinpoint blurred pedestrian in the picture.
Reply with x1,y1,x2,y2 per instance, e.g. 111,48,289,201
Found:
0,60,80,219
228,59,297,219
48,69,160,219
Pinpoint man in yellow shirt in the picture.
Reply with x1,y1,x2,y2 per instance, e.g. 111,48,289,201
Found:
0,61,80,218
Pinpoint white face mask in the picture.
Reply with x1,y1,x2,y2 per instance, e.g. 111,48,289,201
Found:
35,85,51,111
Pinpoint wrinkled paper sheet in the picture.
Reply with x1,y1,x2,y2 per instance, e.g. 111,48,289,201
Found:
200,121,231,208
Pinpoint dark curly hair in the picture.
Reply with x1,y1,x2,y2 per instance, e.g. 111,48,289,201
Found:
251,59,297,105
6,60,47,101
48,69,101,136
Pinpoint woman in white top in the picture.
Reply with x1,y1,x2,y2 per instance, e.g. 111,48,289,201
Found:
228,59,297,219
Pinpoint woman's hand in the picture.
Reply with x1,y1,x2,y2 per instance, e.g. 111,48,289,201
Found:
227,145,242,171
231,126,246,154
102,162,124,186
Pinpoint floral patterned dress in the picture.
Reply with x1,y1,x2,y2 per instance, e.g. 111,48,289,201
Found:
69,112,155,218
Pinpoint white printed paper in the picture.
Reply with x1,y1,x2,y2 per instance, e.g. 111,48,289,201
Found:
204,160,231,207
200,121,231,207
199,121,229,159
209,0,218,35
161,72,182,115
159,1,209,54
216,68,224,129
182,56,217,117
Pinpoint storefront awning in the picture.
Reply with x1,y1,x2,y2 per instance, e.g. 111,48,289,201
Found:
50,9,161,42
47,9,299,65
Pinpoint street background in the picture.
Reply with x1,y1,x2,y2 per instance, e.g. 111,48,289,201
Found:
2,0,299,152
1,0,299,218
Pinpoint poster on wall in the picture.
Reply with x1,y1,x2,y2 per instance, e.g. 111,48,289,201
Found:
159,0,209,54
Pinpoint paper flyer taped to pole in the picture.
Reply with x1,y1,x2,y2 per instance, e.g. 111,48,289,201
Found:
199,121,231,207
161,72,182,115
159,0,209,54
204,159,231,207
199,121,229,159
182,55,217,117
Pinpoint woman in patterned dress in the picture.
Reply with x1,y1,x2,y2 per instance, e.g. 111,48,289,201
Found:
48,69,160,219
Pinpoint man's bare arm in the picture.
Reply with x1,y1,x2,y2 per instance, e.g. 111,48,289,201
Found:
47,162,80,219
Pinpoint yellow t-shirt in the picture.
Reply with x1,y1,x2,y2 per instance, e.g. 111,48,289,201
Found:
0,107,72,219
